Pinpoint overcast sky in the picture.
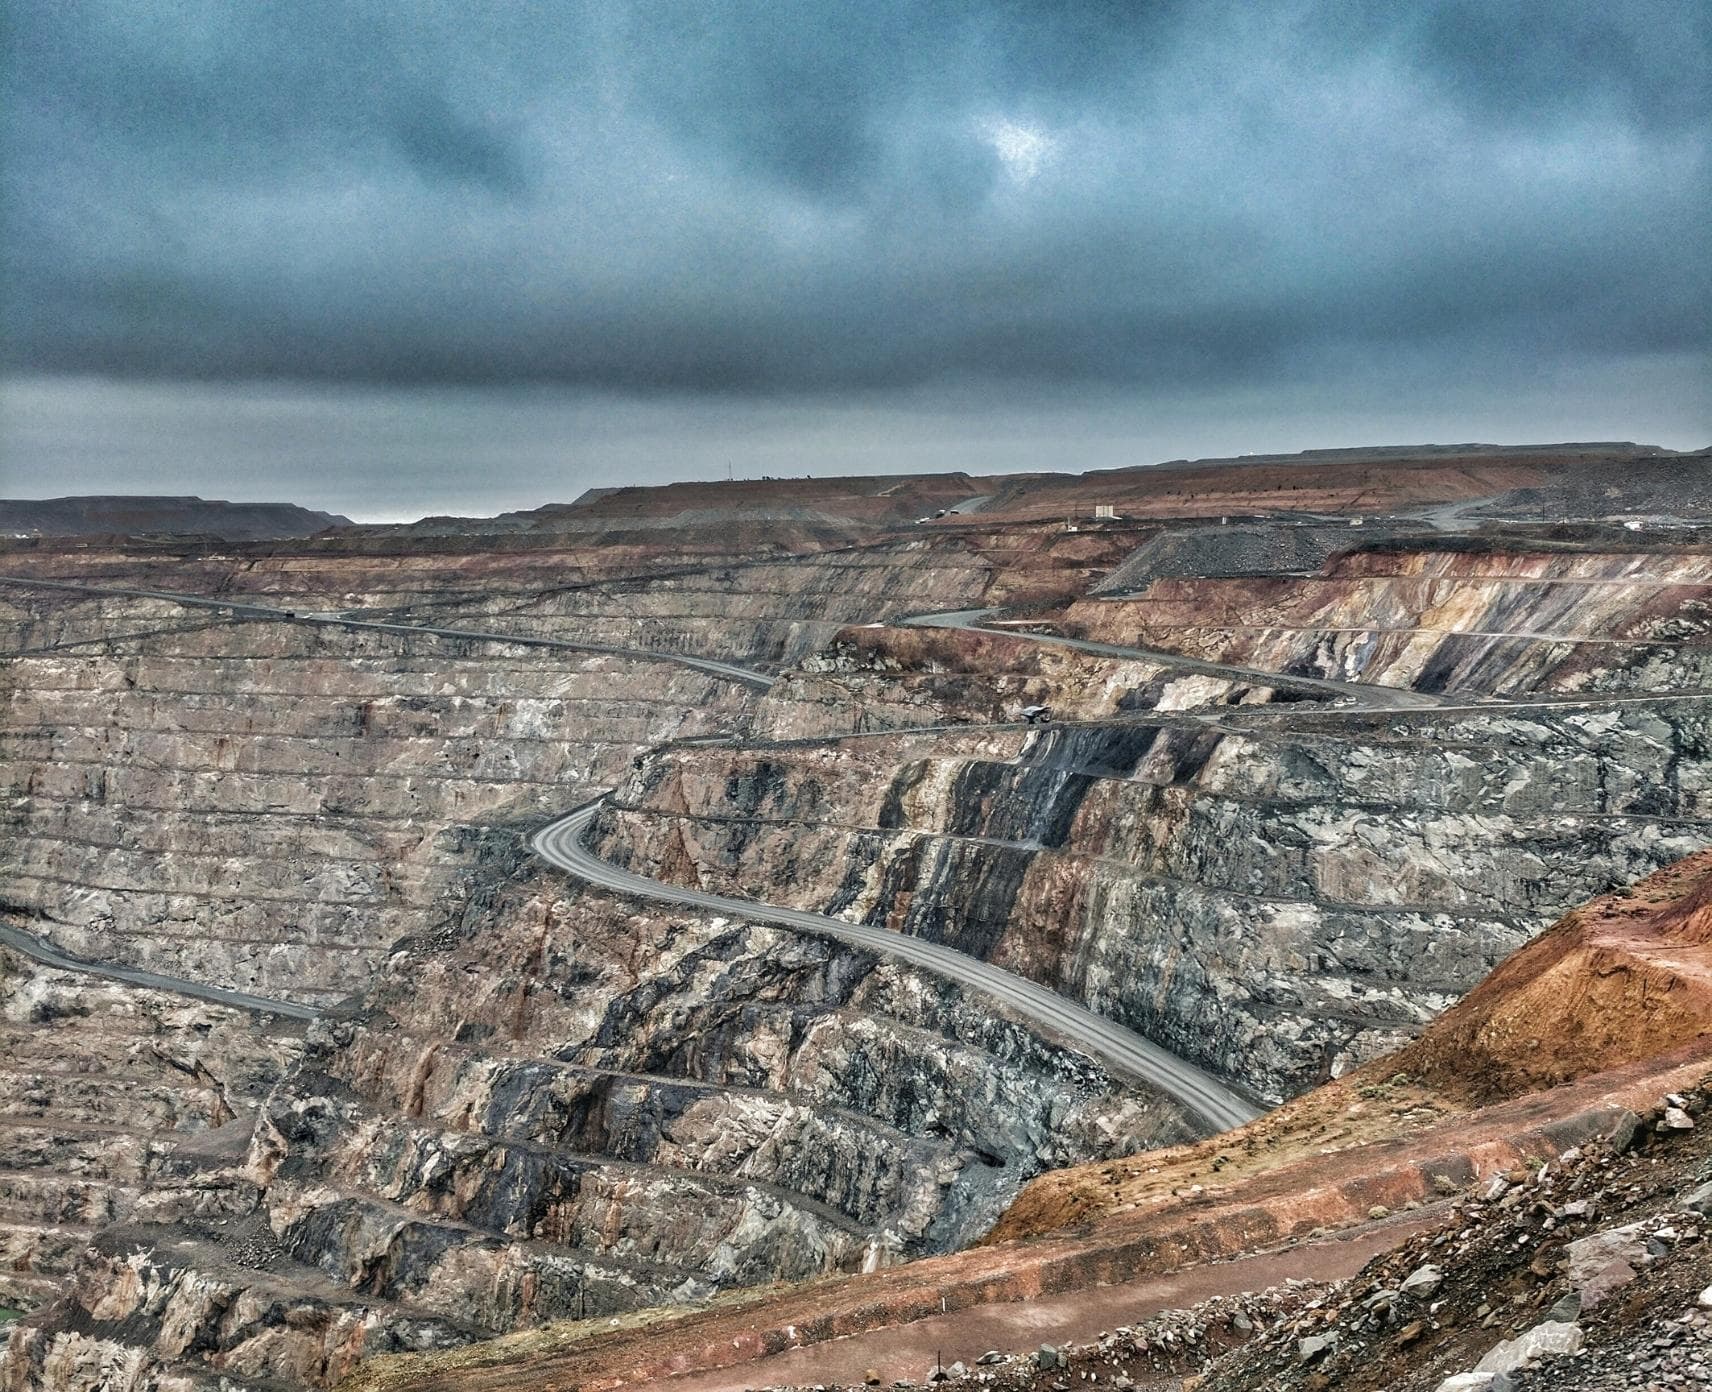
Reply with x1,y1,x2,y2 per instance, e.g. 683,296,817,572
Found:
3,1,1707,520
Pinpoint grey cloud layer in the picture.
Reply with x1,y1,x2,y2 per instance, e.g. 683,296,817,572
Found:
4,1,1708,394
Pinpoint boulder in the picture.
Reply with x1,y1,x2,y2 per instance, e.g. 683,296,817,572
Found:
1298,1333,1337,1364
1680,1182,1712,1215
1565,1223,1649,1308
1606,1110,1643,1154
1400,1263,1444,1299
1474,1320,1583,1374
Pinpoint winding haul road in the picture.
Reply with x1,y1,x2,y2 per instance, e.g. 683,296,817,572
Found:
905,608,1446,709
0,922,319,1021
530,803,1260,1131
3,573,1455,1132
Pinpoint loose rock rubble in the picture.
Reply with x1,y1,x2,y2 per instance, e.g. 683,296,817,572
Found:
756,1077,1712,1392
1196,1078,1712,1391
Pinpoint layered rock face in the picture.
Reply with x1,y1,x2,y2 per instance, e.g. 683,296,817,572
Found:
0,523,1131,1009
3,829,1191,1389
1063,546,1712,696
598,693,1711,1101
3,523,1205,1390
756,623,1276,740
0,589,748,1005
367,527,1145,667
0,948,300,1312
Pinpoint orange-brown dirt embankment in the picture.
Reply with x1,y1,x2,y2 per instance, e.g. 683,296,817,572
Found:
1384,847,1712,1105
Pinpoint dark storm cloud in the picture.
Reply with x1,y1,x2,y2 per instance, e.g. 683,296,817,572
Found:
2,0,1708,396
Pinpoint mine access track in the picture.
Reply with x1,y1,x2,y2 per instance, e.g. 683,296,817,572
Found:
531,802,1261,1132
0,921,317,1021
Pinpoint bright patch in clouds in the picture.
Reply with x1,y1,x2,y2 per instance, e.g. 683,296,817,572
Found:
982,118,1055,182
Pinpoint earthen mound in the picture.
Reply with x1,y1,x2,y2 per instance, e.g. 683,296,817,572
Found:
1383,849,1712,1105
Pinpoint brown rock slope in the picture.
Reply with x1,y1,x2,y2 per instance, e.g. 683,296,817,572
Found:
1386,848,1712,1106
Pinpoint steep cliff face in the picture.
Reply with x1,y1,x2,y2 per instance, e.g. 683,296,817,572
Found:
600,696,1710,1102
1063,547,1712,696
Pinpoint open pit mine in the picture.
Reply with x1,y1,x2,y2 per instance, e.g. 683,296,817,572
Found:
2,445,1711,1392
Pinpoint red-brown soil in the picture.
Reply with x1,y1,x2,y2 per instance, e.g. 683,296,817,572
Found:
647,1211,1435,1392
1388,848,1712,1104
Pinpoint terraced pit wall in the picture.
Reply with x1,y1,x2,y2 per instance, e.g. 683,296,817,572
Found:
1064,548,1712,697
596,698,1712,1102
0,595,749,1005
3,829,1195,1389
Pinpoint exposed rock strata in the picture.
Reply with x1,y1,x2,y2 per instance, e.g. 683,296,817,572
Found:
601,697,1711,1100
0,596,749,1004
368,529,1137,666
1064,547,1712,697
0,947,300,1312
757,623,1276,739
